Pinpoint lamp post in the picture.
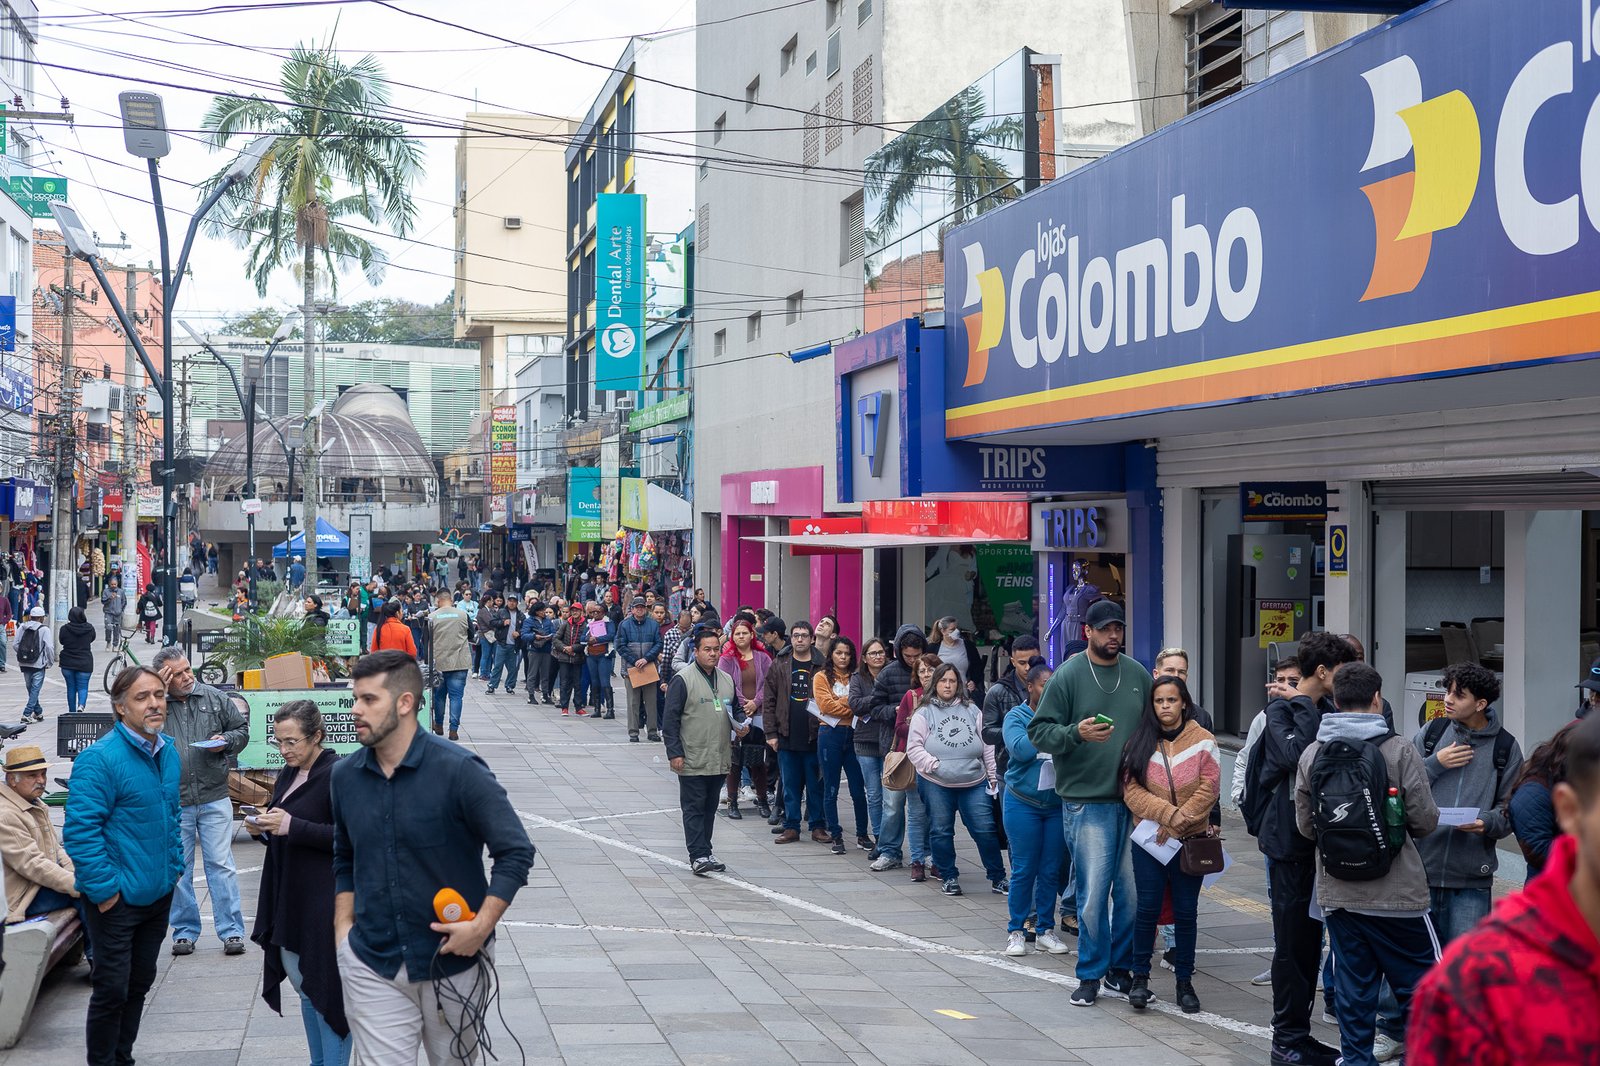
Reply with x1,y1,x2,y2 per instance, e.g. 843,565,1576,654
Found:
179,314,297,610
49,92,269,646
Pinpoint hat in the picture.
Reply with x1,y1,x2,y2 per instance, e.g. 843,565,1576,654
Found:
3,745,47,772
1579,656,1600,694
293,555,302,562
1084,599,1125,630
631,596,647,607
27,605,44,618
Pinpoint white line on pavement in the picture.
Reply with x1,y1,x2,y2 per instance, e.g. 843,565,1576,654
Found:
516,808,1273,1045
561,807,680,825
499,920,925,953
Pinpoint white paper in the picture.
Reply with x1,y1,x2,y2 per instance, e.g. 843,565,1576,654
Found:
806,699,826,721
1437,806,1480,827
1202,847,1234,889
1131,819,1182,865
1037,759,1056,792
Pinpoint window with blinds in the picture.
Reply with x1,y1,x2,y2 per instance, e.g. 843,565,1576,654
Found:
1186,3,1306,114
840,193,865,265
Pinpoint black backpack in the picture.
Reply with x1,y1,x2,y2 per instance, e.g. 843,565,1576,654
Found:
1239,729,1272,837
1420,717,1516,803
15,624,41,666
1309,732,1399,882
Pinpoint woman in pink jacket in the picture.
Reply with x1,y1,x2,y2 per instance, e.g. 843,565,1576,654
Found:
717,619,772,820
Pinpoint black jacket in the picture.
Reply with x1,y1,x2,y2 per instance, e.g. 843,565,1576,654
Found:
1256,693,1334,862
867,625,926,739
57,620,96,672
982,671,1029,779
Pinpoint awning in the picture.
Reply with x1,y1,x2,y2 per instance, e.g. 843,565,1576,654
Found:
273,517,351,558
743,533,1019,549
620,481,692,531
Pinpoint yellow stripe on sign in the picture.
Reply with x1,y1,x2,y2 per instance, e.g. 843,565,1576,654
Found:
1398,90,1480,239
934,1009,977,1020
976,267,1005,351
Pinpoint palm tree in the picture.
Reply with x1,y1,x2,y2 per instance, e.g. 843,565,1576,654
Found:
864,85,1024,244
199,38,423,582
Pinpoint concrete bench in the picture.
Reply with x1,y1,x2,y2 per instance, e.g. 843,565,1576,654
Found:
0,908,86,1048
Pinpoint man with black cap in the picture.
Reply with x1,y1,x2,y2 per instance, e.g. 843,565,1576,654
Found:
1579,655,1600,718
617,595,664,742
1028,599,1150,1007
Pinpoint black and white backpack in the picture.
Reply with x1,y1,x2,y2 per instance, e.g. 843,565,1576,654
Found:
1308,732,1399,882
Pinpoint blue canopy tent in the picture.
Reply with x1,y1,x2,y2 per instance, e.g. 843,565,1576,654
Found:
272,517,351,558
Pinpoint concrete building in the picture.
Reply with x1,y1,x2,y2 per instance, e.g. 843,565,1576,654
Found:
453,112,575,418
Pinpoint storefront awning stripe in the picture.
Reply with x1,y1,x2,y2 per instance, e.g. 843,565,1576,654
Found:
743,533,1021,549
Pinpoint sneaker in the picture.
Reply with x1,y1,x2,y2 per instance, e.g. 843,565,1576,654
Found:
856,834,875,852
561,708,570,716
1251,968,1273,986
830,836,846,855
869,854,902,872
1160,948,1176,972
1070,979,1099,1007
223,937,246,956
1321,1012,1339,1026
1005,931,1028,957
909,862,927,882
703,855,726,873
485,688,496,695
691,856,715,876
1060,913,1078,937
171,939,195,957
990,878,1008,895
1036,929,1070,955
1373,1034,1404,1062
1269,1038,1341,1066
629,732,640,743
941,878,963,896
738,785,757,802
1102,970,1133,997
648,730,661,742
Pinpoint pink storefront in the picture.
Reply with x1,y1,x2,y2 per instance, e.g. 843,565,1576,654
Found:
718,467,862,639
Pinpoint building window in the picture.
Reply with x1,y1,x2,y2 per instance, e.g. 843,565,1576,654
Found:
1187,3,1306,113
697,203,710,252
507,334,526,355
786,291,804,324
826,30,841,78
746,76,760,112
713,112,726,143
825,84,844,154
840,193,864,265
858,0,872,24
713,329,726,358
1243,9,1307,85
803,105,820,168
826,0,841,27
747,311,762,342
781,34,798,74
806,50,817,76
851,56,873,129
698,160,708,180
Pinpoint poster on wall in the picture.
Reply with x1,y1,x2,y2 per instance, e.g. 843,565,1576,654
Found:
567,467,602,542
489,405,517,496
925,544,1034,644
234,688,430,770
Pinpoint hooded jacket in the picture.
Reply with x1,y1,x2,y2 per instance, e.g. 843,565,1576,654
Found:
1294,712,1439,914
1411,708,1524,888
1406,833,1600,1066
867,625,925,740
57,618,97,673
905,696,996,789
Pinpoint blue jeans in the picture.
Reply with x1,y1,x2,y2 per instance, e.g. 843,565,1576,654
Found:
776,748,824,831
1131,843,1203,979
817,725,867,838
918,779,1006,886
1003,791,1063,933
876,779,929,863
584,654,615,711
61,668,91,713
1063,800,1136,980
1429,885,1491,946
169,797,245,943
856,754,885,842
282,948,351,1066
488,642,519,691
21,667,44,717
433,669,467,732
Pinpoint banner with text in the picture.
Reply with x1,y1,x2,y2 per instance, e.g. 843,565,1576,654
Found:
489,404,517,497
595,193,646,393
234,687,431,770
567,467,602,542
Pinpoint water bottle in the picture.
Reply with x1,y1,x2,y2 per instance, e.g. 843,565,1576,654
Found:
1383,786,1405,848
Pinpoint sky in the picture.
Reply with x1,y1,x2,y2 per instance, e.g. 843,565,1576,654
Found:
33,0,695,331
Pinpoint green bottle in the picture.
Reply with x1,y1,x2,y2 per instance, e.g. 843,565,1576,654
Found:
1383,786,1405,848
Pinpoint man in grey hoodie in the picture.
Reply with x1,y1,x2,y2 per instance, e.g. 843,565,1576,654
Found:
1410,662,1522,946
1294,663,1439,1066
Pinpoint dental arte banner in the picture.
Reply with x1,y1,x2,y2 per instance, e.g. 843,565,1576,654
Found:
596,193,646,393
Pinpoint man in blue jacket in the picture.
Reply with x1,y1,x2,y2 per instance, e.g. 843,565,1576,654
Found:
63,665,182,1066
617,596,664,742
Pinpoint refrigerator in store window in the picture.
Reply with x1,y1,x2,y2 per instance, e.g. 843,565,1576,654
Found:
1223,533,1315,735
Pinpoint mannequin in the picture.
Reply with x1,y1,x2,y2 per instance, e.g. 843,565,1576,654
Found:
1046,559,1102,642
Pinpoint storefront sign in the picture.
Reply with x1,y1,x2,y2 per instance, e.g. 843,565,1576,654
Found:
975,545,1035,637
595,192,647,392
0,478,48,522
0,363,31,412
1030,499,1129,553
325,618,360,656
786,516,866,556
646,238,687,322
1241,482,1329,522
6,175,68,218
620,477,648,530
627,392,690,432
235,688,430,770
489,405,517,496
514,489,538,523
600,437,621,535
944,0,1600,438
0,296,14,353
1328,524,1349,576
1258,600,1295,649
863,499,1029,541
567,467,602,541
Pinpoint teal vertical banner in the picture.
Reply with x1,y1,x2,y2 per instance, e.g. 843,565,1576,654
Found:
596,192,647,392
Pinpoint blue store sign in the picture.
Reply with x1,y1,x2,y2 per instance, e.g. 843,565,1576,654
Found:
944,0,1600,438
1241,481,1330,522
0,478,49,522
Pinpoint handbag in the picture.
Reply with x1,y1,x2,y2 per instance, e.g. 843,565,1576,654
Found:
1160,746,1225,877
881,751,916,792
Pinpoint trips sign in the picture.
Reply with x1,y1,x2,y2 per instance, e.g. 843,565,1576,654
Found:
1029,499,1129,553
945,0,1600,438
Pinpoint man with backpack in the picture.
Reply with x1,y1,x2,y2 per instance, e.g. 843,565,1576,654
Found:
1253,630,1357,1066
12,605,53,724
1295,662,1440,1066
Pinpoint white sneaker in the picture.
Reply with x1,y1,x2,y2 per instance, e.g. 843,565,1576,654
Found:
1250,968,1273,986
1036,929,1070,955
738,785,756,802
1005,931,1028,957
1373,1034,1404,1062
868,854,901,871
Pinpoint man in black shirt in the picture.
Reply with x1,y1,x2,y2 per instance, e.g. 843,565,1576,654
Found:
763,621,826,844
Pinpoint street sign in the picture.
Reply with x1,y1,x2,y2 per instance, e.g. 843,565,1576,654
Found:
6,175,69,219
240,498,263,515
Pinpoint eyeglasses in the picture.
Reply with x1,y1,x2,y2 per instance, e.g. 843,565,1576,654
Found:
276,735,312,749
866,649,888,656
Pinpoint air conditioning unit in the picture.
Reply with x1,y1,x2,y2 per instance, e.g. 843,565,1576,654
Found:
503,216,522,230
613,395,635,411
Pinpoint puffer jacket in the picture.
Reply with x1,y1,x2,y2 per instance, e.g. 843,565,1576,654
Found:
616,614,663,665
63,724,182,906
866,625,925,741
982,669,1028,780
160,682,249,807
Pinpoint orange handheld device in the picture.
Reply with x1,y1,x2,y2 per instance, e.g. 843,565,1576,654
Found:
433,887,476,924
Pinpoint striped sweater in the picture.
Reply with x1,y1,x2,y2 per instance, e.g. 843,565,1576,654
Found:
1122,719,1222,838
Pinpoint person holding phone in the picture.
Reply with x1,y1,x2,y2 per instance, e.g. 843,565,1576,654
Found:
251,700,350,1066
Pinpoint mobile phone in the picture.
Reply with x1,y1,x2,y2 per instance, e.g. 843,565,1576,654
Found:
1093,714,1115,727
239,805,260,817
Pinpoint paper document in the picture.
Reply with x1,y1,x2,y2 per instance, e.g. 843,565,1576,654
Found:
627,662,660,688
1131,819,1182,865
1202,848,1234,889
1437,806,1480,827
805,699,826,721
1037,758,1056,792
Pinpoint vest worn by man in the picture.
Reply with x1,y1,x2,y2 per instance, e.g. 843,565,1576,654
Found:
677,666,736,777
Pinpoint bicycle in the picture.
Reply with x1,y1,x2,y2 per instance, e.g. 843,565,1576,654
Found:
103,627,230,693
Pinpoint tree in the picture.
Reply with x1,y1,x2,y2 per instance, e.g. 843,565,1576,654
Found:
219,294,467,347
198,35,423,585
864,85,1024,241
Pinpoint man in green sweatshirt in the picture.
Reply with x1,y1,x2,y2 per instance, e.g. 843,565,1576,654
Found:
1028,599,1150,1006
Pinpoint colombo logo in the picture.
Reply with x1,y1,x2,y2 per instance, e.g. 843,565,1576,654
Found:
1358,55,1481,301
958,243,1005,387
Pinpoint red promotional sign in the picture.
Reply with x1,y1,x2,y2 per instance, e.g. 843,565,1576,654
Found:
862,500,1028,541
786,516,865,556
102,492,123,521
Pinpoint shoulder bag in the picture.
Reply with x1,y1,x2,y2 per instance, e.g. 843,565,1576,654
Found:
881,750,916,792
1160,745,1225,877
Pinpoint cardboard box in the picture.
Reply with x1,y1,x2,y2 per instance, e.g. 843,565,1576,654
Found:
261,653,313,690
240,669,263,691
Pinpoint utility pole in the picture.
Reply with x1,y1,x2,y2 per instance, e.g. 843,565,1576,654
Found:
301,294,317,588
48,257,77,635
121,266,140,628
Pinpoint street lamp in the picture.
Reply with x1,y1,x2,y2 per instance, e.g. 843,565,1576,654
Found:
51,92,271,645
